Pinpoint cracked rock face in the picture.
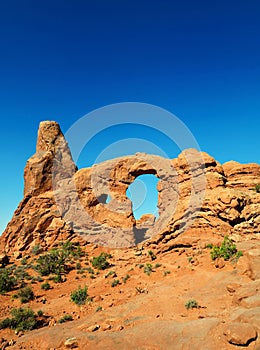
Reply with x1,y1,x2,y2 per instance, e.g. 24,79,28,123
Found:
1,121,260,254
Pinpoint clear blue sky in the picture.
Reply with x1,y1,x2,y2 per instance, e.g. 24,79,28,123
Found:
0,0,260,233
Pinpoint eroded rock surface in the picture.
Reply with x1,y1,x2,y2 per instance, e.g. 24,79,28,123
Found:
1,121,260,254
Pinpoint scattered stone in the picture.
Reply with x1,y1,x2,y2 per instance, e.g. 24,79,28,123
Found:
214,258,225,269
93,295,102,302
13,251,22,259
100,323,112,331
64,337,78,348
8,339,15,346
134,250,142,256
226,283,241,293
41,297,47,304
223,322,257,346
87,324,100,332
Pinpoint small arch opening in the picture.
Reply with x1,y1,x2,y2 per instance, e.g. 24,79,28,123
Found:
97,194,111,204
126,174,159,220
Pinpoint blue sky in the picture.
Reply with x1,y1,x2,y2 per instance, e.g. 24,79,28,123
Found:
0,0,260,233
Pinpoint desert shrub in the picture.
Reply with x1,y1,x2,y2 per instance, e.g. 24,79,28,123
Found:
21,258,28,266
70,286,88,305
206,243,213,249
0,268,17,294
255,184,260,193
185,299,199,309
31,244,41,256
187,257,194,263
111,279,120,287
34,241,84,277
122,274,130,283
52,273,63,283
76,262,81,270
17,286,34,303
35,251,62,276
13,266,30,281
58,314,73,323
105,270,117,278
41,281,51,290
148,250,156,261
60,241,84,259
85,267,94,274
34,247,71,276
37,310,43,317
0,307,37,331
91,253,111,270
163,270,171,276
35,276,44,282
210,236,243,261
144,263,153,276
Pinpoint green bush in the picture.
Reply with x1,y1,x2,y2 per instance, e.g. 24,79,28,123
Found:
122,274,130,283
255,184,260,193
0,268,17,294
85,267,94,274
17,286,34,303
60,241,84,259
37,310,43,317
70,286,88,305
185,299,199,309
21,258,28,266
111,279,120,287
58,314,73,323
31,244,41,256
0,308,37,331
148,250,156,261
34,241,84,277
52,273,63,283
34,247,70,276
91,253,111,270
13,266,30,281
144,263,153,276
105,270,117,278
41,281,51,290
210,236,243,261
163,270,171,276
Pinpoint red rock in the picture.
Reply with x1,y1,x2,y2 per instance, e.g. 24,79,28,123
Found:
87,324,100,332
1,121,260,255
223,322,257,345
64,337,78,348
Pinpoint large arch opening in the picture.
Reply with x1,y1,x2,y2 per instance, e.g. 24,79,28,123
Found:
126,174,159,244
126,174,159,220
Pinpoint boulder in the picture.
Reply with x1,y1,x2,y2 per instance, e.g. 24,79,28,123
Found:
223,322,257,346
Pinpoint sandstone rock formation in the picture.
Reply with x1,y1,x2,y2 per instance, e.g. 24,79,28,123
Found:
1,121,260,255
